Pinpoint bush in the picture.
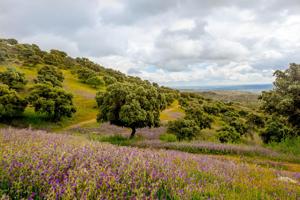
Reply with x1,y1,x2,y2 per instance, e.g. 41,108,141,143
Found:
0,50,7,63
35,66,64,87
229,119,248,135
167,119,200,141
0,67,28,90
103,75,117,85
85,76,105,88
185,107,213,129
217,126,241,143
246,113,265,128
260,117,292,143
0,84,27,120
77,68,96,81
159,133,177,142
203,104,220,115
27,84,76,121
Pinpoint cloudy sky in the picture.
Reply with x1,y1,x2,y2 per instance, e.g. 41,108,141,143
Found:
1,0,300,86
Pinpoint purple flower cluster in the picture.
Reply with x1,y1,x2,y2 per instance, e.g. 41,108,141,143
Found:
0,128,299,199
134,140,300,162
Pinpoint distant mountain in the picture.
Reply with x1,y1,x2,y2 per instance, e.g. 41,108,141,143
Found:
174,83,273,93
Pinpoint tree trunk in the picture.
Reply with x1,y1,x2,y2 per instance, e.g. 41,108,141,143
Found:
130,127,136,139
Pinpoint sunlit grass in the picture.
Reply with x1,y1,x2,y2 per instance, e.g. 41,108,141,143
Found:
160,100,185,123
0,65,104,131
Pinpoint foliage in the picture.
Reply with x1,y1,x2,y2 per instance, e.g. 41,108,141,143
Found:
96,82,166,138
268,137,300,156
103,75,117,85
0,50,7,63
35,65,64,87
159,133,177,142
77,67,96,81
43,49,69,67
77,68,104,88
260,117,292,143
85,76,105,88
24,54,42,66
6,38,18,45
158,86,179,106
27,84,76,121
217,126,241,143
203,103,220,115
229,119,248,135
167,119,200,140
0,84,27,120
0,67,27,90
185,107,213,129
246,113,265,129
260,63,300,132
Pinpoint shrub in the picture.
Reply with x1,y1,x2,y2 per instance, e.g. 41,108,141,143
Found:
27,84,76,121
246,113,265,128
0,50,7,63
159,133,177,142
185,107,213,129
0,67,28,90
260,117,292,143
167,119,200,141
0,84,27,120
217,126,241,143
229,119,248,135
77,68,96,82
35,66,64,87
103,75,117,85
85,76,105,88
203,104,220,115
238,110,248,117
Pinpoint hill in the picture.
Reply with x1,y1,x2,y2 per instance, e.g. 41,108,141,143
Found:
0,38,177,131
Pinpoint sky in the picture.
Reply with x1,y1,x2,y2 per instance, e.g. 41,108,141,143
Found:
1,0,300,86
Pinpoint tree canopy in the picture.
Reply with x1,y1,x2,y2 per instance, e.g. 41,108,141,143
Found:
96,82,167,138
0,67,28,90
0,84,27,120
27,84,76,121
260,63,300,134
35,65,64,87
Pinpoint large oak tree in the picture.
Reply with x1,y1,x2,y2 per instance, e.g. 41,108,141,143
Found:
96,82,167,138
260,63,300,138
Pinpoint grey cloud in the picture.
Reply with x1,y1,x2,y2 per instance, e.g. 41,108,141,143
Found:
1,0,300,85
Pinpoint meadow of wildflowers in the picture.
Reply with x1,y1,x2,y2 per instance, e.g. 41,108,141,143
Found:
0,128,299,199
132,140,300,163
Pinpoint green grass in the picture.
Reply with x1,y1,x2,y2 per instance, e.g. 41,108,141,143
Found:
0,65,103,131
160,100,185,123
88,134,142,146
159,133,177,142
267,137,300,156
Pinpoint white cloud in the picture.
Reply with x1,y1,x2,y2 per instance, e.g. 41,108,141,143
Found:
0,0,299,86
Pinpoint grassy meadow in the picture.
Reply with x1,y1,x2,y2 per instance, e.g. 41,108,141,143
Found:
1,128,299,199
